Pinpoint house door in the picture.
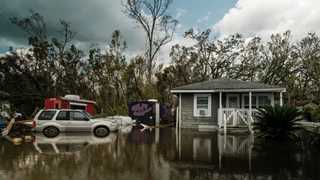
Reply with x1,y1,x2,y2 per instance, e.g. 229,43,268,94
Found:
226,94,240,108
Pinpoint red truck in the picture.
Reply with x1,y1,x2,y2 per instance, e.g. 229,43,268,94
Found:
44,95,96,115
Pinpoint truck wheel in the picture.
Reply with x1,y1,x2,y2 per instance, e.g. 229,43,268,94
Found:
94,126,110,137
43,126,59,137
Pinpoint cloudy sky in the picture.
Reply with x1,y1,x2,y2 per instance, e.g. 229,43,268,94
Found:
0,0,320,62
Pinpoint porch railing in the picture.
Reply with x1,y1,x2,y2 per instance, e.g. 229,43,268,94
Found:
218,108,256,133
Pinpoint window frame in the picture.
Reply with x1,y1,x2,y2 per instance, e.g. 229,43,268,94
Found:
193,94,212,117
226,94,240,108
241,93,274,108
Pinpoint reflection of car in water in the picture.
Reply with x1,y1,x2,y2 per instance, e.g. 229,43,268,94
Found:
33,133,117,154
33,109,119,137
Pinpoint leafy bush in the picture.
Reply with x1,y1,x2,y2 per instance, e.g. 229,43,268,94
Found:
254,105,303,141
303,103,320,122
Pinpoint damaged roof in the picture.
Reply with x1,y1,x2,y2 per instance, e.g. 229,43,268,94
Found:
171,79,286,93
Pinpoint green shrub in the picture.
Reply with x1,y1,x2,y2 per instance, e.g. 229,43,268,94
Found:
254,105,303,141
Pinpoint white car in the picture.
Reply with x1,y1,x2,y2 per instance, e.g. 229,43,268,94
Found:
32,109,118,137
33,133,117,154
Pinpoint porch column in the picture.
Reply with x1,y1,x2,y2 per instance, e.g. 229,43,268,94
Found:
280,91,283,106
249,92,252,114
249,91,253,130
219,92,222,108
179,93,182,128
219,91,222,128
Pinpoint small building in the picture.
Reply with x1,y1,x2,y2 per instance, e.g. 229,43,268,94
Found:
171,79,286,130
44,95,96,115
128,100,172,125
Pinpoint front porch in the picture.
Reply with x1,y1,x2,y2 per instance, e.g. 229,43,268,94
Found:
217,91,284,133
218,108,255,127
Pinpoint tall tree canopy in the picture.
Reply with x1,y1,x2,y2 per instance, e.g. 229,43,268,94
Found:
123,0,178,80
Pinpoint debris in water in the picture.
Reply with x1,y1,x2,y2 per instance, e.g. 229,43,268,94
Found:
12,137,23,145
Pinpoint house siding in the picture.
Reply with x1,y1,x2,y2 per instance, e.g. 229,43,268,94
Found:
179,92,275,128
180,93,219,128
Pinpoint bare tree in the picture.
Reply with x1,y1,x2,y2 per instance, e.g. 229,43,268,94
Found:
124,0,178,80
10,10,47,42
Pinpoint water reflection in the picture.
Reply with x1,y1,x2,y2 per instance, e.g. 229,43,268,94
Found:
33,133,117,154
0,127,319,180
174,130,255,179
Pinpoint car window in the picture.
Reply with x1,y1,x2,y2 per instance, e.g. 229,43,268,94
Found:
56,111,69,121
70,111,88,121
38,111,56,120
84,111,92,119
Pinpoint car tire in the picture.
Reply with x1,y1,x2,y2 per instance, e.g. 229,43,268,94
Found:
43,126,60,138
94,126,110,137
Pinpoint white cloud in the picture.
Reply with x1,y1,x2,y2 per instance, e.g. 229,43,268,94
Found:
214,0,320,40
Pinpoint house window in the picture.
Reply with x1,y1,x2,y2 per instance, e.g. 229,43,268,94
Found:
258,95,272,107
243,96,257,108
242,94,273,108
193,94,212,117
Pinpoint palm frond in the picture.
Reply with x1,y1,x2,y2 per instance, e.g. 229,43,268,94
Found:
254,105,303,141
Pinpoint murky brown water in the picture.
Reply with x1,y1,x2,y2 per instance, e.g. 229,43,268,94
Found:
1,127,320,180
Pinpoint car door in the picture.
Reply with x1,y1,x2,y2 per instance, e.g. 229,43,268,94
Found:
69,111,92,132
55,111,70,131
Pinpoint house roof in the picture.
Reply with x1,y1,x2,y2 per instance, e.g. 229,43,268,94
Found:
171,79,286,93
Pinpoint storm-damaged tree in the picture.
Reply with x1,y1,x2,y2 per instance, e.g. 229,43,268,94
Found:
229,36,264,81
51,21,91,97
12,12,91,97
7,11,55,113
167,29,243,82
259,31,300,104
294,33,320,103
51,20,81,95
10,11,54,94
1,11,91,115
87,30,128,114
185,29,242,80
123,0,178,81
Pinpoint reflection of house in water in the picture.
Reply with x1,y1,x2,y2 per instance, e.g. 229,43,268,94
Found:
173,129,258,179
172,129,307,180
218,132,254,170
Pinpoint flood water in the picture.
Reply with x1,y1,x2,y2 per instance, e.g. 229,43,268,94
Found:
1,127,320,180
